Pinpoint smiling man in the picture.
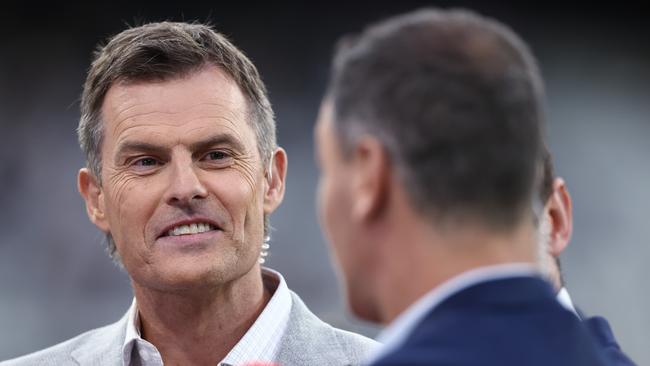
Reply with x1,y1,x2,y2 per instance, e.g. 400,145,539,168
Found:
1,22,375,366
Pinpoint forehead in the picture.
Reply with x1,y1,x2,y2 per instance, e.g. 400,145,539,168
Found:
101,65,254,150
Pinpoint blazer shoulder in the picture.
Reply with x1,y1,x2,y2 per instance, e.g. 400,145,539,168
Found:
373,284,609,366
0,316,126,366
274,291,379,365
330,326,379,364
583,316,638,366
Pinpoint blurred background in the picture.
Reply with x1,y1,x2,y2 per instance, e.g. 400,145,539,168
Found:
0,1,648,363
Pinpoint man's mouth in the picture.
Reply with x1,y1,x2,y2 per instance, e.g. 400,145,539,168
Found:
162,222,218,237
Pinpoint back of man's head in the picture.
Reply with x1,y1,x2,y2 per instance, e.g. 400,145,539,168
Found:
328,8,546,230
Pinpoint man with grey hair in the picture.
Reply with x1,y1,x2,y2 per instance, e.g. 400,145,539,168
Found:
315,8,609,365
1,21,375,366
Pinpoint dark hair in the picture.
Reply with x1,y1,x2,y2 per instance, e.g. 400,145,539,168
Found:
539,145,555,202
78,21,276,261
327,8,546,229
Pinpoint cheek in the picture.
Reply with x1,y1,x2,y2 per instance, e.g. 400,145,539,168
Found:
212,173,264,238
317,177,334,235
320,176,360,293
107,178,161,243
319,176,351,249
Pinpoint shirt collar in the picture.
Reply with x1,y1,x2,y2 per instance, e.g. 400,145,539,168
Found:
366,263,541,365
221,267,292,365
122,267,292,366
122,298,140,364
556,287,580,318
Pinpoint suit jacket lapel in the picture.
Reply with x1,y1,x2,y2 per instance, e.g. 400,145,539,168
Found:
71,311,129,366
68,293,357,366
274,291,352,366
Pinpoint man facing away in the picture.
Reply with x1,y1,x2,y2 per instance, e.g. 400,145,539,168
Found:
1,22,376,366
315,8,610,366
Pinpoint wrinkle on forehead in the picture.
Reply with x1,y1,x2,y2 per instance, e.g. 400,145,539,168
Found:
102,66,248,147
107,102,248,146
178,117,248,148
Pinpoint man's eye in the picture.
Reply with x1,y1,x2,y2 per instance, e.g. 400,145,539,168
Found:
205,151,228,160
200,150,233,168
134,157,159,166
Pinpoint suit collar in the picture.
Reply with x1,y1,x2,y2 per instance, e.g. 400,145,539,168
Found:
68,290,357,365
70,291,352,365
368,264,541,364
433,275,556,315
119,268,293,366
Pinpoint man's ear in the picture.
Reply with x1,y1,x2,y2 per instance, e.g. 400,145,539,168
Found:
350,136,390,223
263,148,288,214
78,168,110,233
546,177,573,257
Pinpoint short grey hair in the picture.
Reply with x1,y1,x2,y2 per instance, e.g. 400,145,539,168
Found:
77,22,276,261
327,8,545,230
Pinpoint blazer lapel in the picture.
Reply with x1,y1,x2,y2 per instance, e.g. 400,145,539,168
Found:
70,311,129,366
274,291,352,366
66,293,358,366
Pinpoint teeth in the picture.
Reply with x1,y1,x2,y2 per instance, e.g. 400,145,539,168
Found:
167,222,214,236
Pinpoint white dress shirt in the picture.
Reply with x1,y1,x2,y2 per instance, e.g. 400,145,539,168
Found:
364,263,542,365
121,267,292,366
557,286,580,318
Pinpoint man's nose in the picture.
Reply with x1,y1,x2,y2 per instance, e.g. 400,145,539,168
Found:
164,158,209,206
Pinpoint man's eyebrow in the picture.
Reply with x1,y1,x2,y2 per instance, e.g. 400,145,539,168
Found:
189,134,246,153
114,134,247,159
114,141,167,159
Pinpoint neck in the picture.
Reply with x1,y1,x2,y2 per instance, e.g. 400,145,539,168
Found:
375,211,537,324
547,264,563,291
132,265,270,366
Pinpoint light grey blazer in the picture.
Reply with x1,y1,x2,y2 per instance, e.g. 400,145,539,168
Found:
0,292,378,366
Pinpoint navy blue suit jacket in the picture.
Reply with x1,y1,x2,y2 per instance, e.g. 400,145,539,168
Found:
584,315,637,366
372,276,609,366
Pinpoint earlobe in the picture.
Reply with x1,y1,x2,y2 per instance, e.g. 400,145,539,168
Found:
263,148,288,214
78,168,110,232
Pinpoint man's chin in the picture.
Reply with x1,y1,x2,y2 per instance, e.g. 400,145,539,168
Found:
131,260,236,294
